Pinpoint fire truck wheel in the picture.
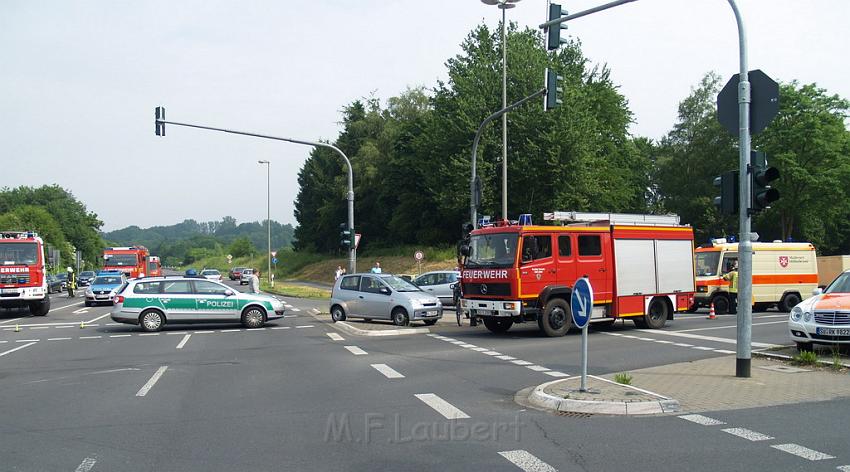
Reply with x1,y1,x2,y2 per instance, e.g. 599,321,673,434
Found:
483,317,513,334
644,297,669,329
392,308,410,326
780,293,802,313
538,298,571,337
711,295,730,315
30,298,50,316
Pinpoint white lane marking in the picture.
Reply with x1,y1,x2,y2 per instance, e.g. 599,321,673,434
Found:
166,331,185,335
0,341,38,357
72,308,89,314
678,414,725,426
639,329,778,348
621,335,638,339
16,339,40,342
496,355,517,360
344,345,367,355
29,326,50,330
692,346,715,351
605,332,623,336
837,465,850,472
721,428,774,441
109,334,132,338
483,351,502,356
311,308,320,314
86,313,112,323
284,304,293,308
221,329,241,333
106,323,120,326
653,340,674,344
441,337,457,342
472,347,490,352
459,343,477,348
675,320,788,332
193,330,214,334
56,325,74,329
511,360,533,366
526,365,550,372
48,302,85,311
291,308,301,312
296,325,314,328
771,444,835,461
450,341,466,345
673,342,694,347
714,349,736,354
271,326,291,330
498,450,557,472
47,337,72,341
327,332,344,341
415,393,470,419
371,363,404,379
176,334,192,349
80,336,102,340
0,340,6,344
637,337,655,341
0,317,22,325
139,333,160,336
74,456,97,472
136,365,169,397
544,371,570,378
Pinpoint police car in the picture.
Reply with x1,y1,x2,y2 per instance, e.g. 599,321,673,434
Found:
111,276,285,332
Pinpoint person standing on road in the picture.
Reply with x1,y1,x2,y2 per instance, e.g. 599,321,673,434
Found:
371,262,382,274
334,265,345,280
723,261,739,314
66,267,76,298
249,268,261,294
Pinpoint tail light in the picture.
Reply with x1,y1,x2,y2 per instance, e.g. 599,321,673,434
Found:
115,295,124,304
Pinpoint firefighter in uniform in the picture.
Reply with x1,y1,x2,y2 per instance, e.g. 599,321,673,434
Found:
66,266,76,298
722,261,739,314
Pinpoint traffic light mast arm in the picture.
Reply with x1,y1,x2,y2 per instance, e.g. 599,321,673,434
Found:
470,88,546,229
538,0,638,30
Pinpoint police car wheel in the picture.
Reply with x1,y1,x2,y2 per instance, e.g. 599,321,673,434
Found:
140,310,164,332
242,307,266,329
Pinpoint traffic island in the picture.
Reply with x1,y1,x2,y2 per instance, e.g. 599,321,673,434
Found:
523,376,680,416
311,313,432,337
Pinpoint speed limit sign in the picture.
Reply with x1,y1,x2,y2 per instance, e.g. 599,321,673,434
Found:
414,251,424,261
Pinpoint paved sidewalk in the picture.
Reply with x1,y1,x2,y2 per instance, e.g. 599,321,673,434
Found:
606,355,850,413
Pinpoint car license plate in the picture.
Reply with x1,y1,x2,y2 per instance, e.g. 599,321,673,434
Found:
816,327,850,336
1,288,18,294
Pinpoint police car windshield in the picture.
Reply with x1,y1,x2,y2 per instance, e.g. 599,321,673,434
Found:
695,252,721,276
466,233,518,268
0,242,38,265
93,276,122,285
104,254,137,266
825,272,850,294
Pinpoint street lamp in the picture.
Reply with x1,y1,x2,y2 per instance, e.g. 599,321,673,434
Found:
258,159,271,286
481,0,522,221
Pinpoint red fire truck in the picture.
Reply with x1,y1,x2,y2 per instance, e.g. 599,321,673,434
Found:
0,231,50,316
146,255,163,277
458,212,696,336
102,246,151,278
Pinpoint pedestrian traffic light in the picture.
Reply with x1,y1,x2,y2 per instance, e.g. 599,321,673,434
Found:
155,106,165,136
713,170,739,215
340,223,354,249
750,151,780,212
544,68,563,111
546,3,569,51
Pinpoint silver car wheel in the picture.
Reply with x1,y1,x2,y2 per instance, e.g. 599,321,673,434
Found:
141,310,164,332
242,307,265,329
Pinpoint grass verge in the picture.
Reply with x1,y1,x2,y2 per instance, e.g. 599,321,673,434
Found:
261,281,330,299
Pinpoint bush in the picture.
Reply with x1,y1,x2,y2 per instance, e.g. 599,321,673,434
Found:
793,350,818,366
614,372,633,385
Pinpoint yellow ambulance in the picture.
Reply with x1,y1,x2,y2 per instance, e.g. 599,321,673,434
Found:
693,239,818,314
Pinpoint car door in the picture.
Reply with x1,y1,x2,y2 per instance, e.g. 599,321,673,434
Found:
431,273,455,303
337,275,361,315
415,273,438,297
576,233,613,304
359,276,391,319
158,280,196,321
519,234,556,297
193,280,238,321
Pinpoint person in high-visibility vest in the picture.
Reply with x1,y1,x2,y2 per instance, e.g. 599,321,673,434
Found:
66,267,76,298
723,261,739,314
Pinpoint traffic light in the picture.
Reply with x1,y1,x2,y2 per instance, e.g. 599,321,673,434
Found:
340,223,354,249
713,170,739,215
544,68,563,111
155,106,165,136
546,3,569,51
750,151,780,212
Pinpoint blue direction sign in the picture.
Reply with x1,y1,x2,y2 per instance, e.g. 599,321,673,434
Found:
570,277,594,329
272,258,278,264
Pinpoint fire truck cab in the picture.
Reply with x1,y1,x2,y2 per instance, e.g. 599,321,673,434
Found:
102,246,150,279
146,256,162,277
459,212,696,336
0,231,50,316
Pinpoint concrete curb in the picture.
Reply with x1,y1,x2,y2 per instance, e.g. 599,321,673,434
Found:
308,312,431,337
753,348,850,368
527,376,681,416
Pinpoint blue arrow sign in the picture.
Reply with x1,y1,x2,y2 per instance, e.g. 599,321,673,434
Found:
570,277,594,329
272,258,278,264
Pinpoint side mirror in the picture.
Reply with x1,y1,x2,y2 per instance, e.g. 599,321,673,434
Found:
460,244,470,256
450,283,457,289
379,287,391,295
224,290,234,296
812,287,823,296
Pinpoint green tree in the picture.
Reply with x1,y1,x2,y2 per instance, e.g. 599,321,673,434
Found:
227,236,256,259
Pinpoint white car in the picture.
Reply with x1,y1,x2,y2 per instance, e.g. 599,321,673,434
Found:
240,269,254,285
201,269,222,281
789,270,850,351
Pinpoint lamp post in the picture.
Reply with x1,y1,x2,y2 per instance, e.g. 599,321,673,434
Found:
258,159,271,286
481,0,522,221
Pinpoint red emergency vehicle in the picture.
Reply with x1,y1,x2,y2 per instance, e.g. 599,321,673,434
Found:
458,212,696,336
0,231,50,316
102,246,151,278
146,256,162,277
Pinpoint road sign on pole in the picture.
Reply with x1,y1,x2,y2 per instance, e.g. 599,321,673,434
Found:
571,277,593,392
414,251,424,261
270,251,277,258
717,69,779,135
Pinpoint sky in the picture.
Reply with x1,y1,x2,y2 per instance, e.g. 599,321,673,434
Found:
2,0,848,232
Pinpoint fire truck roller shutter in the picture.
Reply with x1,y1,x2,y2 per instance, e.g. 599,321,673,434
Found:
656,240,696,294
614,239,657,295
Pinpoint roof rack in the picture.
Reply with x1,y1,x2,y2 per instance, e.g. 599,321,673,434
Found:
543,211,681,226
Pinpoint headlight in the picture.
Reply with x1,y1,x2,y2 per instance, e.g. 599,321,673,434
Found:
790,307,802,322
803,310,813,322
85,289,93,296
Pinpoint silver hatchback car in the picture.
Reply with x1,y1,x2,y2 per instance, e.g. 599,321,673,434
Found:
330,273,443,326
413,270,460,306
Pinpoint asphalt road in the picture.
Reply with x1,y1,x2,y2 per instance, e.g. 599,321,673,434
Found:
1,285,847,471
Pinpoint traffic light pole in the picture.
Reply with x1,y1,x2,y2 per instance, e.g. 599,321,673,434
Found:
154,113,357,274
728,0,752,378
470,88,546,229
